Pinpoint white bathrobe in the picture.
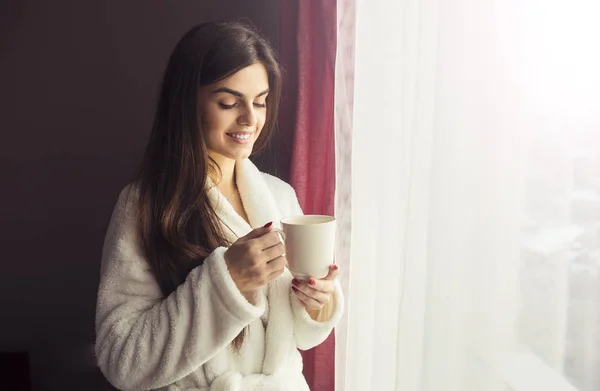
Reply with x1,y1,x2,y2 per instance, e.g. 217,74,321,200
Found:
95,158,343,391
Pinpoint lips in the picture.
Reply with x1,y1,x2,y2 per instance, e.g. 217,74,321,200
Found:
226,131,254,144
226,132,252,141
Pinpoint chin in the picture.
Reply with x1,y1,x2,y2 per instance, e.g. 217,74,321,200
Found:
226,148,253,161
208,139,256,162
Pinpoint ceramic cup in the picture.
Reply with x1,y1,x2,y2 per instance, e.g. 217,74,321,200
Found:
275,215,336,280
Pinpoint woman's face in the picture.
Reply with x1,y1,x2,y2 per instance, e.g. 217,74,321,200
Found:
198,63,269,163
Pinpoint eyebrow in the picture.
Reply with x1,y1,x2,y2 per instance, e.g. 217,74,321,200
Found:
212,87,270,98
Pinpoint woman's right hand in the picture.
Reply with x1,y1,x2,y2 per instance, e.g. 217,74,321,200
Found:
224,222,287,294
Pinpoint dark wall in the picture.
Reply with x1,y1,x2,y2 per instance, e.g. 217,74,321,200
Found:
0,1,279,390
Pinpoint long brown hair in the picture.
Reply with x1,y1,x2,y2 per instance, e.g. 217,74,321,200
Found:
132,21,282,349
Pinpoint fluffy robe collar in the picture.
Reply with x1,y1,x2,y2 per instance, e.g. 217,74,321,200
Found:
206,158,283,243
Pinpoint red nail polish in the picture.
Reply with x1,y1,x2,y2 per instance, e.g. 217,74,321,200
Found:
292,279,298,285
309,279,316,286
332,264,339,271
264,221,273,228
292,286,298,292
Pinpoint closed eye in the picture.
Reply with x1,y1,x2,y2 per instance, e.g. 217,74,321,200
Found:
219,102,267,110
219,102,237,110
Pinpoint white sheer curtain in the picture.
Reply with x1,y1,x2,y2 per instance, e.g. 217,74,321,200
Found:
335,0,600,390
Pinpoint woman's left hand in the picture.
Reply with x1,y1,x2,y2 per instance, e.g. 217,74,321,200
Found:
291,264,339,311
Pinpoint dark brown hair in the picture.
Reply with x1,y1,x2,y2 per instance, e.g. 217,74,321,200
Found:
132,21,282,349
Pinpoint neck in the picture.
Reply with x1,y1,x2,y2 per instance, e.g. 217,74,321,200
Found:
208,153,238,195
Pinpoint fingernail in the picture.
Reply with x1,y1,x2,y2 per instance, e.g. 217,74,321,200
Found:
291,278,298,285
292,286,298,292
309,279,316,286
264,221,273,228
332,264,339,271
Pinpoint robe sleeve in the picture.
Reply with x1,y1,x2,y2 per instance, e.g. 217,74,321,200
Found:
95,187,265,391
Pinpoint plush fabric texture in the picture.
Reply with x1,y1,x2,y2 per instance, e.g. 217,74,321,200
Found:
95,158,343,391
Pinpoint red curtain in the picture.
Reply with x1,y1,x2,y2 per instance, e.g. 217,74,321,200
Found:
279,1,338,390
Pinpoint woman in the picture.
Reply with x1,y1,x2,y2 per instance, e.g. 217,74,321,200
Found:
95,21,343,391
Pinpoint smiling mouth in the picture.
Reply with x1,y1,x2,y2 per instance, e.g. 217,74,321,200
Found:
226,132,252,141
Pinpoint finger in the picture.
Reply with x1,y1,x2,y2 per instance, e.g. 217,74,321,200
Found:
255,231,284,250
247,231,282,252
321,264,340,281
266,255,287,274
263,242,286,262
292,286,324,309
292,280,331,302
266,264,286,283
298,277,334,294
239,222,274,242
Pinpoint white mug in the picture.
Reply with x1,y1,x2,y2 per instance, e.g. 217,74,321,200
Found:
276,215,336,280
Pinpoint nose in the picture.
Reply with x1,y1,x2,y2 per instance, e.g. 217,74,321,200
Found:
237,103,258,127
